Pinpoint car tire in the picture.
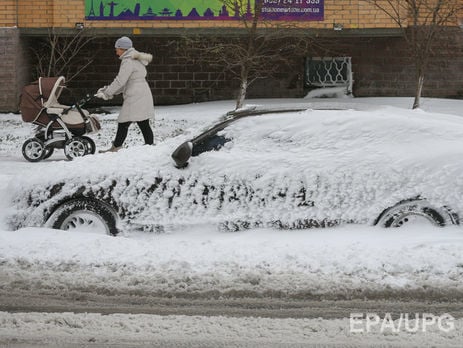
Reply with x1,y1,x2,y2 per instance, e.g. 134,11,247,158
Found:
47,198,119,236
375,199,455,228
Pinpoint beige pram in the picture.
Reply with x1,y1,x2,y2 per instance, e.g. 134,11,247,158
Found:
19,76,101,161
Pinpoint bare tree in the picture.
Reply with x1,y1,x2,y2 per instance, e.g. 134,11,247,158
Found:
32,28,96,83
180,0,316,109
364,0,463,109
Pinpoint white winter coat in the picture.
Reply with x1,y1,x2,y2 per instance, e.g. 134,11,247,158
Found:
104,48,155,123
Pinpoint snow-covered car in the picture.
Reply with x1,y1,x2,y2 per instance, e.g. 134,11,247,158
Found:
5,104,463,235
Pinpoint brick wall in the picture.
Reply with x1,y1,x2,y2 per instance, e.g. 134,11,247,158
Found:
0,28,30,113
0,0,17,27
16,0,52,27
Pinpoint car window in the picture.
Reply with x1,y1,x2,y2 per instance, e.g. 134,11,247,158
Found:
191,132,230,156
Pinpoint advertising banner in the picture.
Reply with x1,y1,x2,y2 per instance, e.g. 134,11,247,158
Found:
85,0,324,21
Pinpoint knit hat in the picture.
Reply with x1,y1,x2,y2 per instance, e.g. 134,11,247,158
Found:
115,36,133,50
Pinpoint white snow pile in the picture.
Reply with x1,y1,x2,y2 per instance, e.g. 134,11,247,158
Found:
1,225,463,299
305,86,352,98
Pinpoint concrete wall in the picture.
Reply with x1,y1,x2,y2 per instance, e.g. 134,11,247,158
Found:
0,28,30,113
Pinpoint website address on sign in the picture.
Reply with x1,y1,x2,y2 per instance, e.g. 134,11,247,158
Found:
262,7,320,13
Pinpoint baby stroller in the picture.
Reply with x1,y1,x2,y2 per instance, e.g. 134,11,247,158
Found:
19,76,101,162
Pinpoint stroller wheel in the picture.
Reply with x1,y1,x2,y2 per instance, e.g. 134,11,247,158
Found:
43,147,54,160
81,136,96,155
22,138,45,162
64,137,87,160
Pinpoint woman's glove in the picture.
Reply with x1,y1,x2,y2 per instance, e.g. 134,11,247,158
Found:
95,91,109,100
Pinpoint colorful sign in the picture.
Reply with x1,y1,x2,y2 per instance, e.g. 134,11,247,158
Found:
85,0,324,21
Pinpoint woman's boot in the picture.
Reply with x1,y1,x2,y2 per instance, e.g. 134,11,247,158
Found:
99,145,122,153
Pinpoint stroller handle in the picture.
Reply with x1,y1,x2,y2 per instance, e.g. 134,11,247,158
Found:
78,94,94,106
62,94,94,115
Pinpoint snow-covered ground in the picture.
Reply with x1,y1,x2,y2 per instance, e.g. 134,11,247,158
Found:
1,97,463,346
1,311,462,347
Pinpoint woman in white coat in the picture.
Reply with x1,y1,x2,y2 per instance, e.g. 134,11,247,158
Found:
96,36,155,152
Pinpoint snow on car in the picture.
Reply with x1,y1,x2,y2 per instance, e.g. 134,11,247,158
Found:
4,103,463,235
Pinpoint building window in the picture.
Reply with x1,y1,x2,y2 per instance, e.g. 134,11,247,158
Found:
305,57,353,94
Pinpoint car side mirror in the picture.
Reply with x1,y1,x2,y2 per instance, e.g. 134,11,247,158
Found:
171,141,192,168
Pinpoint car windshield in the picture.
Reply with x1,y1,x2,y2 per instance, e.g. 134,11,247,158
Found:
171,106,310,168
192,106,310,144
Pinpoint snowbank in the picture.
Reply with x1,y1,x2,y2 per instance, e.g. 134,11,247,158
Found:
1,225,463,298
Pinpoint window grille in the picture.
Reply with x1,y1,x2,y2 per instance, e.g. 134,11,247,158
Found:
305,57,353,94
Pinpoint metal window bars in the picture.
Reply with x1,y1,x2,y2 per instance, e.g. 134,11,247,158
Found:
305,57,353,94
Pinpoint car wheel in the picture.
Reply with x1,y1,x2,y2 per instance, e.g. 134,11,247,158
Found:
64,137,88,160
47,198,119,236
376,199,454,228
22,138,45,162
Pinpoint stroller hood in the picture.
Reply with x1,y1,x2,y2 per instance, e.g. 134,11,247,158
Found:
20,77,65,125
